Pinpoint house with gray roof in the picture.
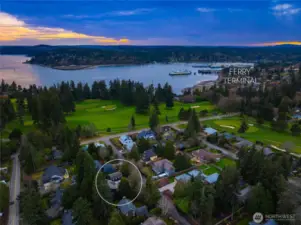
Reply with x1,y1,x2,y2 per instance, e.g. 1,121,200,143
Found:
234,139,253,149
46,189,63,218
152,159,175,176
108,171,122,181
142,217,167,225
62,210,74,225
42,165,67,190
118,197,149,217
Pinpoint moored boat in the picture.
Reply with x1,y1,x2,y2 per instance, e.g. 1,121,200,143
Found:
169,70,192,76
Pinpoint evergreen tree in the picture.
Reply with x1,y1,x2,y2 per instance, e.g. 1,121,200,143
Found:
108,210,126,225
238,117,249,133
16,95,25,125
291,123,301,136
130,115,136,130
142,177,161,208
184,109,201,138
163,141,175,160
118,178,132,198
165,86,174,108
72,197,93,225
153,98,161,115
173,154,191,172
83,83,91,99
149,109,159,131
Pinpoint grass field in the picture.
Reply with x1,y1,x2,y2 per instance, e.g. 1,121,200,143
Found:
2,100,215,137
202,165,220,175
203,116,301,154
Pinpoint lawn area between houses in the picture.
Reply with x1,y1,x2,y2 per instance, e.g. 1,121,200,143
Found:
1,100,216,138
203,116,301,154
202,166,220,175
174,198,190,214
215,158,236,169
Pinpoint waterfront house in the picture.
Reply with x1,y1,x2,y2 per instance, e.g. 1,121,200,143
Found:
192,149,221,163
152,159,175,176
119,135,135,151
42,165,68,190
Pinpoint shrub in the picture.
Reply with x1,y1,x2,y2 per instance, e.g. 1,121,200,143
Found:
150,207,162,216
106,127,111,132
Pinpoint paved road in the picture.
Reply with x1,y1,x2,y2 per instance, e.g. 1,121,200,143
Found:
8,153,20,225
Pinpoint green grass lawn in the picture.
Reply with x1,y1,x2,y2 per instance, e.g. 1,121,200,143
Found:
2,100,215,137
236,218,250,225
215,158,236,169
202,165,220,175
174,198,190,213
203,116,301,154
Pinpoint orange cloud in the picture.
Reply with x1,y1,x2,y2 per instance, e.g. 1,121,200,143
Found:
0,12,130,44
251,41,301,46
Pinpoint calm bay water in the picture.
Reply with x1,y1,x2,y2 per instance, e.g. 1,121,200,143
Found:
0,55,218,94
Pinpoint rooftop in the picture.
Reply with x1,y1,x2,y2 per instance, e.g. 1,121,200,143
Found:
204,127,217,135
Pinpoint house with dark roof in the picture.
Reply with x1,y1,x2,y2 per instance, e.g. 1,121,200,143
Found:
62,210,74,225
152,159,175,176
101,164,116,173
108,171,122,181
118,197,149,217
192,149,221,163
157,178,169,188
137,130,156,140
142,217,167,225
42,165,68,190
46,189,63,218
142,149,157,163
52,148,63,160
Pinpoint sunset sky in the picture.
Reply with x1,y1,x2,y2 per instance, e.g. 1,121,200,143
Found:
1,0,301,46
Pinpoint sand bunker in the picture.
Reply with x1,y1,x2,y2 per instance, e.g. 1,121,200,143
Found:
220,125,235,129
191,106,200,109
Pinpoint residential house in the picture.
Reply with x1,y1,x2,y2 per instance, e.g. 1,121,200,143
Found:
188,169,201,178
161,126,172,133
236,186,251,203
137,130,156,140
42,166,68,190
46,189,63,218
119,135,135,151
192,149,221,163
234,139,253,149
152,159,175,176
179,95,196,103
218,132,235,140
157,178,169,188
94,160,102,171
102,164,116,173
175,174,191,183
108,171,122,181
204,127,217,136
142,217,167,225
118,197,149,217
51,148,63,160
62,210,74,225
263,147,274,157
193,80,215,92
203,173,219,184
107,180,120,190
142,149,157,163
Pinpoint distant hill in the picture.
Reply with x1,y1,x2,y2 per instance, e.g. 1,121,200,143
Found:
1,45,301,68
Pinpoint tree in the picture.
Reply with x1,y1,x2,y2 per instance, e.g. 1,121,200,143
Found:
72,197,93,225
184,109,201,138
291,123,301,136
16,95,25,125
173,154,191,172
108,210,126,225
149,109,159,131
128,146,140,161
120,163,130,177
153,98,161,115
215,166,240,213
141,177,161,208
0,183,9,213
238,117,248,133
137,138,150,154
163,141,175,160
93,173,113,222
9,128,22,141
118,178,132,198
76,151,96,200
62,185,78,209
19,188,47,225
247,183,274,214
130,115,136,130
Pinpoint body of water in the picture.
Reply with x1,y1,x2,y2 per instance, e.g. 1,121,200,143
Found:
0,55,218,94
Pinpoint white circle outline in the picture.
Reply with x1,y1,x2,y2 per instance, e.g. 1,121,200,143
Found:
94,159,143,207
